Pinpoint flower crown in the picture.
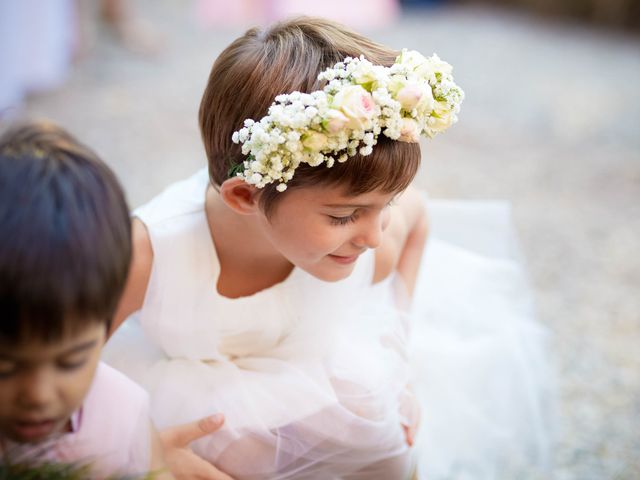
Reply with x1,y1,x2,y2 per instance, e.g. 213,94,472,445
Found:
231,49,464,192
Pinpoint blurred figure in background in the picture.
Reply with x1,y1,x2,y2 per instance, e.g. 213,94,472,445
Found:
77,0,163,56
0,0,161,118
0,0,76,118
196,0,400,29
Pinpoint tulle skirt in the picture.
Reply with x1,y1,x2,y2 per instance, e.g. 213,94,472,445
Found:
103,200,554,479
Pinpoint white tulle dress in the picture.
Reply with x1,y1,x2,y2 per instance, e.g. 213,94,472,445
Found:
103,168,554,480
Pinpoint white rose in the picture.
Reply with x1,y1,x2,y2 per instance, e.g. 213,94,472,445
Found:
323,109,350,134
415,86,435,115
302,131,329,151
352,63,378,90
398,117,421,143
398,50,428,71
428,54,453,76
428,101,455,133
397,50,445,80
331,85,376,130
387,75,407,97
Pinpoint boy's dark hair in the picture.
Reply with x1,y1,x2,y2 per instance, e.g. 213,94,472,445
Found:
0,121,131,342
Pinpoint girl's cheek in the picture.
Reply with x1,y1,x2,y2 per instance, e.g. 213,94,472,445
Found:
381,209,391,231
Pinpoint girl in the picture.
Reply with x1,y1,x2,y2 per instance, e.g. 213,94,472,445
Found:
0,122,231,480
105,17,552,479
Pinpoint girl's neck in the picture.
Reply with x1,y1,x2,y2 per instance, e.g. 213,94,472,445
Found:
205,185,294,298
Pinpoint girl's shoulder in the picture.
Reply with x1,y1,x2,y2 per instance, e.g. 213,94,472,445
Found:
111,169,214,331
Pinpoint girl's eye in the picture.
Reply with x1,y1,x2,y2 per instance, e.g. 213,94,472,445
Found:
329,214,357,226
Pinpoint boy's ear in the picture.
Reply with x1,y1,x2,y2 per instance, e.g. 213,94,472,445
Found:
220,177,260,215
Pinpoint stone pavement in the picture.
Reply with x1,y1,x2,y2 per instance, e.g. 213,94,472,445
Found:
14,1,640,478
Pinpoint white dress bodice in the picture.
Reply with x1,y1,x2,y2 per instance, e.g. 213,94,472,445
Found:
135,168,375,362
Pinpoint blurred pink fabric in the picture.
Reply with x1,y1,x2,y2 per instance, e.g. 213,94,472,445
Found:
195,0,400,29
53,363,151,477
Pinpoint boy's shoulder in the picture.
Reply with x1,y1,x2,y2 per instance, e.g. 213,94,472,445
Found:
87,362,149,407
79,362,150,438
62,362,151,474
134,168,209,228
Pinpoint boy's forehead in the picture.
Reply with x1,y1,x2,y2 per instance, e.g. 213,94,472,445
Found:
0,322,105,357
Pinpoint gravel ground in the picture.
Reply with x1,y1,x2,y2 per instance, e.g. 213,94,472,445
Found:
9,1,640,477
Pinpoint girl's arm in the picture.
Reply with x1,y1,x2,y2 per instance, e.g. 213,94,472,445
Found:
374,186,428,297
374,188,427,447
109,218,153,336
111,223,233,478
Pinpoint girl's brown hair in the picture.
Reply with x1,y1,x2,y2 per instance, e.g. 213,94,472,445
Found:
199,17,421,214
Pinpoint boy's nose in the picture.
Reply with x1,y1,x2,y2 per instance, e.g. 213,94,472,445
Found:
18,370,57,410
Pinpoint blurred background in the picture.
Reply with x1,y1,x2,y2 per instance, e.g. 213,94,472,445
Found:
1,0,639,478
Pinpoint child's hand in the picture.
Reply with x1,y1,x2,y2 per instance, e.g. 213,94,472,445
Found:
160,414,235,480
400,387,421,447
402,421,418,448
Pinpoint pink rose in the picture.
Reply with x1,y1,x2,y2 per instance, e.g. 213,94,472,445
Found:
397,85,423,110
332,85,376,130
397,83,435,114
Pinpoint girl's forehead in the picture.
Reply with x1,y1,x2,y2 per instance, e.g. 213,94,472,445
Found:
285,184,396,207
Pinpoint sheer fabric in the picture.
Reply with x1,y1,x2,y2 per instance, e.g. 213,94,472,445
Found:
103,169,553,479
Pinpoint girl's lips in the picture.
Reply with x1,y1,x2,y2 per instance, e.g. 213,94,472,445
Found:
12,419,58,441
328,253,359,265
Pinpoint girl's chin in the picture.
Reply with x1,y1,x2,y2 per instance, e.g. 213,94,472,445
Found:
308,260,358,282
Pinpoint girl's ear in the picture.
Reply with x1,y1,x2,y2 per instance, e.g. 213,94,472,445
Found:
219,177,260,215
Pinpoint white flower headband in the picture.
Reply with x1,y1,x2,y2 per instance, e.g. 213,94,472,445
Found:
231,49,464,192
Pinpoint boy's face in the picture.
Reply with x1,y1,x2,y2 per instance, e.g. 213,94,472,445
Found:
259,184,395,282
0,322,105,444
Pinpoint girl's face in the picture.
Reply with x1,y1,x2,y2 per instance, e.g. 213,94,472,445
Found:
258,184,395,282
0,322,105,444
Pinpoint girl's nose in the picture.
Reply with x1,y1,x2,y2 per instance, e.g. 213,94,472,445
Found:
353,211,386,249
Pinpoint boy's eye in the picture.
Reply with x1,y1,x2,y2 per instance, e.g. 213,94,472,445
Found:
57,356,89,371
0,359,18,378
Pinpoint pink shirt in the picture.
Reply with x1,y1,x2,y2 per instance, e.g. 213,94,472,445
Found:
1,362,151,478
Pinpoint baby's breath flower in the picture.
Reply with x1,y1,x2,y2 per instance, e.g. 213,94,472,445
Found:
230,50,464,191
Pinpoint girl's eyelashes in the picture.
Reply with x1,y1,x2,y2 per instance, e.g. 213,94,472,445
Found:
329,215,357,226
327,200,394,226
